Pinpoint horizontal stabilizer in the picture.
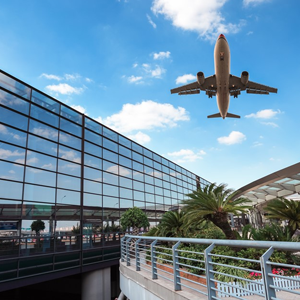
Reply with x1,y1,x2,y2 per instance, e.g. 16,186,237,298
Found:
207,113,221,118
226,112,240,118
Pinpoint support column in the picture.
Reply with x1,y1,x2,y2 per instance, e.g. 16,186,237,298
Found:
82,267,111,300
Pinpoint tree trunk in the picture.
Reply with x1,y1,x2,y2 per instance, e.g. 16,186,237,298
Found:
212,212,236,240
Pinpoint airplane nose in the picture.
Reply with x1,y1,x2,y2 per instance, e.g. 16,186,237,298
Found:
218,34,226,40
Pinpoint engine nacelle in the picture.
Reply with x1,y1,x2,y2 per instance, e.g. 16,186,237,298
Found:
241,71,249,85
197,72,205,85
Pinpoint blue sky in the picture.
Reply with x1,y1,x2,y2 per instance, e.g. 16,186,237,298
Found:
0,0,299,190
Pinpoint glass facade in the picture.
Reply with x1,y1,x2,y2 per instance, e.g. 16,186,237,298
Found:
0,70,210,282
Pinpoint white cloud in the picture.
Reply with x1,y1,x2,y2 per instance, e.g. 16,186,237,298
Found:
243,0,270,6
153,51,171,60
71,105,88,115
151,66,165,78
0,148,24,159
167,149,206,163
252,141,263,147
176,74,197,84
151,0,244,40
133,63,138,68
217,131,246,145
99,100,189,133
46,83,84,95
261,122,279,128
245,109,281,119
128,75,143,83
147,14,157,28
64,73,81,81
85,77,93,83
40,73,62,81
128,131,151,145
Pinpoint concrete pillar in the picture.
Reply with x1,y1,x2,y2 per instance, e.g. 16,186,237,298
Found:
82,267,111,300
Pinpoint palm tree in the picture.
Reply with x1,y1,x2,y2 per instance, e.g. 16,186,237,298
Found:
264,198,300,236
159,210,186,237
182,183,251,240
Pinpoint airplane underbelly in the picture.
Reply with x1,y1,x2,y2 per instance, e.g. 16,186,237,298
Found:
217,88,229,117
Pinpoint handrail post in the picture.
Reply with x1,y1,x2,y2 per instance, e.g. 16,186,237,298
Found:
121,236,125,262
261,246,276,300
135,238,142,271
173,241,181,291
204,243,216,300
126,237,132,266
151,239,158,279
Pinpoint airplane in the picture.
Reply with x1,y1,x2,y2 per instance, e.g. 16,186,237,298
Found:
170,34,277,119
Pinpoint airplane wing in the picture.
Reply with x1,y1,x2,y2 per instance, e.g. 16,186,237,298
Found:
171,75,217,96
229,75,278,94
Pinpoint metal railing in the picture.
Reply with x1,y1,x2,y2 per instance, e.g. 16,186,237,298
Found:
121,235,300,300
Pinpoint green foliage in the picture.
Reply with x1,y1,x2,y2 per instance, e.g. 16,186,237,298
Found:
159,210,186,237
30,219,45,235
264,198,300,235
182,183,251,239
191,223,226,239
120,207,149,230
72,223,80,234
214,265,249,284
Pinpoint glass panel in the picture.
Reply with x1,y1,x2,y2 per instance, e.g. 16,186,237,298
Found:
29,119,58,142
145,184,154,194
0,199,22,218
132,142,142,154
119,145,131,158
103,196,119,210
0,124,27,147
57,174,81,191
154,178,163,187
119,135,131,148
103,161,118,174
60,105,82,125
134,190,144,201
60,118,82,137
0,89,30,114
0,106,28,131
83,193,102,207
133,180,144,191
133,161,143,172
0,143,25,164
103,184,118,197
30,104,59,127
163,181,171,189
27,134,57,156
0,72,31,99
163,189,171,197
144,157,153,167
84,129,102,145
0,160,24,181
56,189,80,205
119,156,131,168
145,174,154,184
119,166,132,177
84,179,102,194
103,137,118,152
84,141,102,157
84,153,102,169
162,157,169,166
144,166,153,176
58,159,81,177
59,145,81,163
153,153,162,163
24,184,55,203
59,131,81,150
119,187,132,199
154,161,162,171
103,172,118,186
0,180,23,199
155,186,163,195
103,149,118,163
84,166,102,182
31,90,60,113
132,151,143,163
25,167,56,187
119,177,132,189
85,118,102,135
103,127,117,142
26,150,56,171
120,198,133,209
133,171,144,182
133,200,145,210
145,193,155,202
143,148,152,159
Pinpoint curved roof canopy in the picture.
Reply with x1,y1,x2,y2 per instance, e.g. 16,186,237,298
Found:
235,162,300,205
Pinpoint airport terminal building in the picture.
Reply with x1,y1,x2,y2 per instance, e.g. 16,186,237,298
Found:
0,70,210,297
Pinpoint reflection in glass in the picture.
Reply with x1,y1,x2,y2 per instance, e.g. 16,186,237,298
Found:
119,145,131,158
133,201,145,210
119,166,132,178
119,177,132,189
60,105,82,125
30,104,59,127
103,127,117,142
133,171,144,182
145,193,155,202
31,90,60,113
29,119,58,142
133,161,143,172
59,145,81,163
119,135,131,148
59,131,81,150
0,124,27,147
133,180,144,192
0,199,22,218
132,142,142,154
26,150,56,171
57,174,81,191
83,193,102,207
144,157,153,167
28,134,58,156
0,179,23,199
85,117,103,135
85,129,102,145
134,190,144,201
120,187,132,199
58,159,81,177
84,141,102,158
25,167,56,187
119,156,131,168
56,189,81,205
0,160,24,181
0,143,25,164
84,179,102,194
103,184,118,197
103,138,118,152
103,149,118,163
132,151,143,163
84,166,102,182
0,106,28,131
145,184,154,194
120,198,133,209
24,184,55,203
60,118,82,137
84,153,102,169
0,89,30,114
103,172,118,186
103,196,119,209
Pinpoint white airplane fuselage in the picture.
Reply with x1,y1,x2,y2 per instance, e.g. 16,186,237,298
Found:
214,35,230,119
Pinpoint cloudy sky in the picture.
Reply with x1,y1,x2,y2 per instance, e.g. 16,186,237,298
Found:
0,0,299,189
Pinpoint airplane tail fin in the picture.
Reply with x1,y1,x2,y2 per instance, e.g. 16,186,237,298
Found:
207,113,221,118
226,112,240,118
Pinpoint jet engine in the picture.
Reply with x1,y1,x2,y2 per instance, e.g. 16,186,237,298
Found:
197,72,205,85
241,71,249,85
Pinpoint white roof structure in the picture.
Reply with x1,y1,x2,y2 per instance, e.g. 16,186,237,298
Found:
234,162,300,205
